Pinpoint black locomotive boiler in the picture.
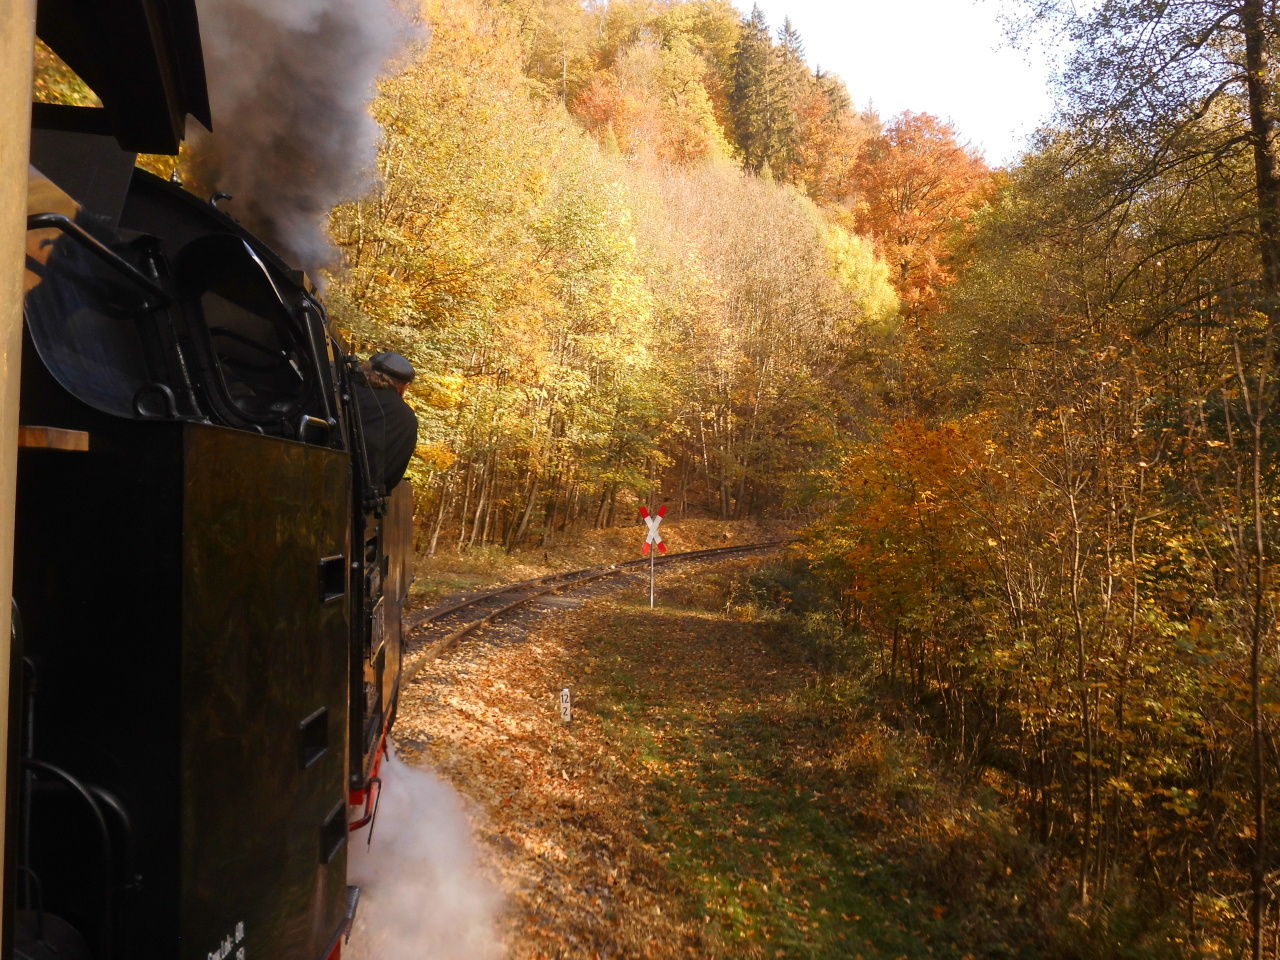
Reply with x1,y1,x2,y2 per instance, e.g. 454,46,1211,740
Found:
8,5,414,957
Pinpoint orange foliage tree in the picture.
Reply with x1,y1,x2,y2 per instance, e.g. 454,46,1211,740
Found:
854,112,991,322
791,83,875,209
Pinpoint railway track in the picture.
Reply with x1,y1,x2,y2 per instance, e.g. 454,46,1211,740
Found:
398,540,787,690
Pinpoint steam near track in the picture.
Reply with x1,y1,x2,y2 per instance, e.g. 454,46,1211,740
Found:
346,751,502,959
191,0,417,271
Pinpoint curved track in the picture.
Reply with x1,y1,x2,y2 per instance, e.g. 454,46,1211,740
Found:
398,541,786,690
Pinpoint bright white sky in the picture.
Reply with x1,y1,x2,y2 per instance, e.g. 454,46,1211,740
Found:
737,0,1062,167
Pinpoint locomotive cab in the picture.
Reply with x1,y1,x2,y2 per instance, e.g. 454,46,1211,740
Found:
10,143,413,959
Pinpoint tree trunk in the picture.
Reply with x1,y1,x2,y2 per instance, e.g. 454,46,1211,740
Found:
427,472,453,558
455,460,475,550
541,475,560,548
468,454,493,548
507,468,540,553
1249,407,1270,960
1242,0,1280,313
734,455,750,518
1239,27,1280,947
595,484,610,529
679,444,690,518
697,407,714,511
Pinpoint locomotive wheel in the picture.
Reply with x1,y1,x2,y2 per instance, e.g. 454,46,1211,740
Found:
14,909,92,960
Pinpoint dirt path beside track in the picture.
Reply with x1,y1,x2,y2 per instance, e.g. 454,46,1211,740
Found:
392,556,775,959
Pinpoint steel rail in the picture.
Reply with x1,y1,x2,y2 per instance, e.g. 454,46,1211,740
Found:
398,540,786,691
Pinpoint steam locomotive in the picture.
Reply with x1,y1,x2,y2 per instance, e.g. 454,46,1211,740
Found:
8,1,412,957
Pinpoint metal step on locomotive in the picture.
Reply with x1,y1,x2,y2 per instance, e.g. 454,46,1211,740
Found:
7,1,412,957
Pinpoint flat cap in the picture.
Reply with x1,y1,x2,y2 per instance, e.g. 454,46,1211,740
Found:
370,351,415,384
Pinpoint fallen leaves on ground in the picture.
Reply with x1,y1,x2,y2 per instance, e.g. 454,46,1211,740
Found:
394,560,1037,960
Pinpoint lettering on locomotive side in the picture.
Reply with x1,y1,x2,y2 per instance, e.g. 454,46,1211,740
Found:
207,922,246,960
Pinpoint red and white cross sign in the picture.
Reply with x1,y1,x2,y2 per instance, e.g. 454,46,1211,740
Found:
640,504,667,556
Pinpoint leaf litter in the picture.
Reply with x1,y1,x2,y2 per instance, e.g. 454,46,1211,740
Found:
393,558,1039,960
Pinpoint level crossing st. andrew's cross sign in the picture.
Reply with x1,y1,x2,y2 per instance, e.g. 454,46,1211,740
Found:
639,504,667,608
640,504,666,556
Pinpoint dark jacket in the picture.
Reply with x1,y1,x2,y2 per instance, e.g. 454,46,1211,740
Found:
354,382,418,491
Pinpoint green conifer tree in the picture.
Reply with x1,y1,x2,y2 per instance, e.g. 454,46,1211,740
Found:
772,17,806,178
729,8,809,179
730,5,775,173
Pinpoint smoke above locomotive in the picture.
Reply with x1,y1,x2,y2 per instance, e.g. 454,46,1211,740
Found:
188,0,416,273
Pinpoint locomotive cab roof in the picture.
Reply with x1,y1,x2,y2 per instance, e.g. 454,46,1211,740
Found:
33,0,211,156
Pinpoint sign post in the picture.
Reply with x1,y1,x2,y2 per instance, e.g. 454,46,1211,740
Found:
640,505,666,608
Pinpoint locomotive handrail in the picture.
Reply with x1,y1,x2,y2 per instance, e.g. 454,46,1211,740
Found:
298,300,338,429
27,212,171,304
23,759,114,960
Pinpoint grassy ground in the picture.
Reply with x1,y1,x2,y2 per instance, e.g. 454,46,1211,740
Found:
408,516,790,608
396,557,1040,959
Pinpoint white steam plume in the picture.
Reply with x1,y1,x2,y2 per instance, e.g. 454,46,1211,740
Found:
191,0,412,271
345,751,503,960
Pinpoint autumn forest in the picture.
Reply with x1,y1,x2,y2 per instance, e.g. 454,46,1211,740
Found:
33,0,1280,952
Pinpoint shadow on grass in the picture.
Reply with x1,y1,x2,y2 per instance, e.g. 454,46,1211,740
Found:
575,598,1044,960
